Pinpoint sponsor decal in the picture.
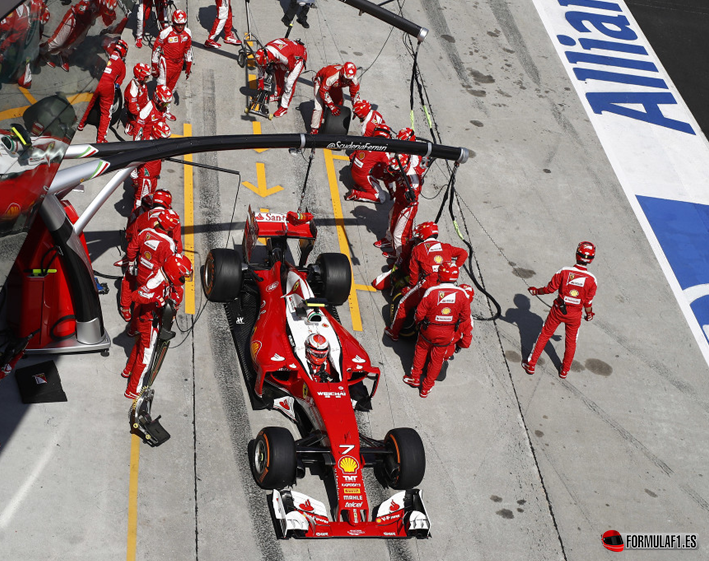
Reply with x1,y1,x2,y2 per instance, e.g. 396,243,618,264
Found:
342,495,362,500
251,341,262,356
342,482,360,487
352,355,365,363
234,317,245,325
344,501,364,508
299,500,314,512
390,499,400,512
271,353,285,361
326,141,388,151
434,255,443,264
266,282,279,292
569,289,579,297
438,292,456,304
338,456,359,474
441,307,451,315
347,529,366,536
569,276,587,287
2,203,21,220
33,374,47,385
315,532,329,537
144,251,152,261
384,532,397,536
434,315,453,322
289,363,297,369
168,36,178,43
342,475,357,482
316,390,347,398
256,212,287,222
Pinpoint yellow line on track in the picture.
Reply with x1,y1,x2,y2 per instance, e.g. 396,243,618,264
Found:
182,123,195,315
323,148,363,331
126,434,141,561
18,87,37,105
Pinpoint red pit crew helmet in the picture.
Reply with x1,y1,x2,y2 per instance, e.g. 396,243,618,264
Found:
253,49,269,67
152,189,172,209
164,253,193,285
437,262,459,283
114,39,128,58
151,121,171,139
413,221,438,240
576,241,596,264
134,63,151,80
387,153,409,174
372,124,392,138
157,209,180,231
172,10,187,24
154,84,173,106
397,127,415,142
306,333,329,367
342,62,357,80
353,99,371,119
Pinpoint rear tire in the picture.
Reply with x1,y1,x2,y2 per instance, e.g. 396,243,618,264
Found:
321,106,351,135
316,253,351,307
250,427,297,490
382,428,426,490
202,248,244,302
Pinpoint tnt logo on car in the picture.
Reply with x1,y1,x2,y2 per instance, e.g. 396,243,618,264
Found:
602,530,624,552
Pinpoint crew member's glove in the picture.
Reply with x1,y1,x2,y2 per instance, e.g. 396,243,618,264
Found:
528,286,539,296
151,293,166,306
311,128,319,135
329,106,340,116
455,345,462,354
404,190,415,203
151,65,159,77
584,311,595,321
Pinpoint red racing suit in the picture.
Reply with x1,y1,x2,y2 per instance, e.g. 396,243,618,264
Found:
78,49,125,142
348,149,389,202
124,77,149,136
207,0,235,42
43,0,115,57
390,239,468,336
262,38,307,110
131,160,163,209
360,109,385,137
386,155,428,255
121,227,177,319
136,0,168,38
126,207,183,253
526,264,597,374
411,282,473,392
311,64,360,131
123,267,184,395
132,99,167,140
152,25,193,92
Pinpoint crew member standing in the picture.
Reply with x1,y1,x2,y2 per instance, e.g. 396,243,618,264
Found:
253,38,307,117
77,39,127,142
124,63,150,136
522,241,597,379
151,10,193,93
405,263,473,398
281,0,313,29
122,253,192,399
204,0,241,48
310,62,360,134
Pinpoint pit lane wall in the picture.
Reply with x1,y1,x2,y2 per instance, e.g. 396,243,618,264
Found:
531,0,709,366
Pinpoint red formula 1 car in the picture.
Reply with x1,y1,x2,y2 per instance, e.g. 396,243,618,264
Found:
201,207,431,539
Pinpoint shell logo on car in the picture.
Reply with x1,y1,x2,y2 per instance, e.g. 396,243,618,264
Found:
251,341,262,357
338,456,359,474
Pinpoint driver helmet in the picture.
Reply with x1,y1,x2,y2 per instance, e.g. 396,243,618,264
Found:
397,127,415,142
305,333,329,368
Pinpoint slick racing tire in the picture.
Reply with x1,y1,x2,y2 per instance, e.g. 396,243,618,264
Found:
389,291,417,338
382,428,426,490
202,248,244,302
250,426,297,490
315,253,351,307
321,105,351,135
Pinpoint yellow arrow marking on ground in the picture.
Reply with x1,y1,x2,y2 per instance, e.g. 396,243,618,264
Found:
243,162,283,197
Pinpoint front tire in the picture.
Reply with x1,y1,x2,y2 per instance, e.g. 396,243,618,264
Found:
382,428,426,490
250,427,297,490
202,248,244,302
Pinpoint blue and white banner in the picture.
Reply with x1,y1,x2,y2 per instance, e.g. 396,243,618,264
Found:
531,0,709,364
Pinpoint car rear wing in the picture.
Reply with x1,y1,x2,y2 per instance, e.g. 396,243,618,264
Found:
242,206,317,264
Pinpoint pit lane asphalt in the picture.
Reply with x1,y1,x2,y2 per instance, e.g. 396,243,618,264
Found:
2,0,709,560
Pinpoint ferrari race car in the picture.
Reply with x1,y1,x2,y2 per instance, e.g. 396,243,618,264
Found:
201,207,431,539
